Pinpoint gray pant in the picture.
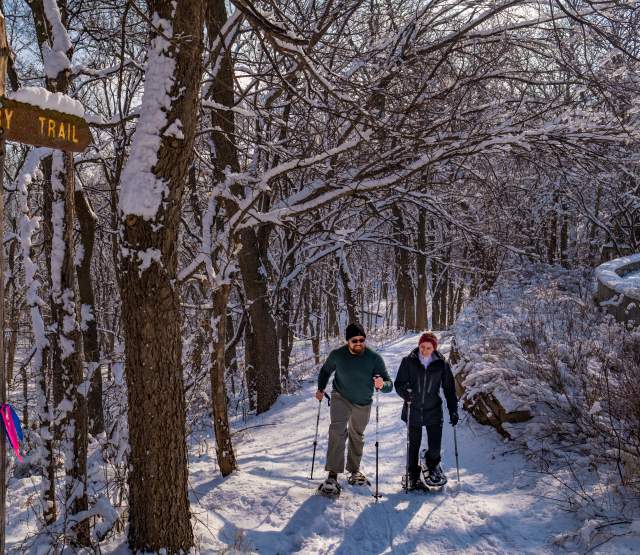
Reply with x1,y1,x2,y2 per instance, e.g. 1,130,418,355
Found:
325,391,372,474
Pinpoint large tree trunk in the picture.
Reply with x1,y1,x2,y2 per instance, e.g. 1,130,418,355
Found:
75,186,104,436
240,249,281,413
118,1,205,550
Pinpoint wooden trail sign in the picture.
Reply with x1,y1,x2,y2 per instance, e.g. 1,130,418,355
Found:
0,96,91,152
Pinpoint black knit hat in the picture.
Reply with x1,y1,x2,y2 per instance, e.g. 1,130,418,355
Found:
346,323,366,341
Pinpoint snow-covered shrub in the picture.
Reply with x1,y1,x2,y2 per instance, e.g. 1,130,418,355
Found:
453,264,640,492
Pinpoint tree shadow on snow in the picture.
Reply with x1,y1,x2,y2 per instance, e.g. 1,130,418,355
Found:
333,491,435,555
217,491,336,554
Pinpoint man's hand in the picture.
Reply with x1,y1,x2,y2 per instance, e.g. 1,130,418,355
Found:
403,389,413,403
373,376,384,390
450,412,459,426
315,390,324,401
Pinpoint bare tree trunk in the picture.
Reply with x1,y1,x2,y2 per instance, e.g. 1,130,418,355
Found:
589,184,602,262
206,0,280,415
560,200,569,268
75,186,104,436
431,260,446,331
311,285,322,365
392,205,410,328
404,275,416,331
15,148,57,526
446,269,455,328
5,295,18,386
52,152,89,545
326,276,339,339
415,211,428,331
547,193,558,264
244,321,258,412
118,1,205,550
242,265,281,413
337,250,359,324
0,34,6,548
225,312,240,396
210,285,237,476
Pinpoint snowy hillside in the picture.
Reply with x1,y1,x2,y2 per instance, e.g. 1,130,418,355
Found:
89,333,636,554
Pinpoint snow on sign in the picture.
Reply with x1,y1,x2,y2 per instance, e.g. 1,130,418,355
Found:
0,94,90,152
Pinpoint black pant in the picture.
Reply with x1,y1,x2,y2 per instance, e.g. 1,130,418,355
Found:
407,422,442,479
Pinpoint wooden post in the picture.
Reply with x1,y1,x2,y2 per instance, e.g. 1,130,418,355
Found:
0,13,8,555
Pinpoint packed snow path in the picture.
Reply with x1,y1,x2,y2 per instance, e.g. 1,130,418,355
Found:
188,334,586,554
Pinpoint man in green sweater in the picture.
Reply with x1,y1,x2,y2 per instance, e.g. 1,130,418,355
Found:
316,323,393,495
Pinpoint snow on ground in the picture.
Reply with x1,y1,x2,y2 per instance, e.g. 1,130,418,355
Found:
8,333,638,553
175,334,627,554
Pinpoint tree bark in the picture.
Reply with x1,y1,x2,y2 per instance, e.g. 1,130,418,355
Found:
207,0,280,415
51,152,90,545
210,284,237,476
326,275,340,339
75,186,104,436
337,250,359,325
118,1,205,550
392,205,410,328
416,211,428,330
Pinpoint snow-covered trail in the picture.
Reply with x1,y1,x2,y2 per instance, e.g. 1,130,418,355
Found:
188,334,579,554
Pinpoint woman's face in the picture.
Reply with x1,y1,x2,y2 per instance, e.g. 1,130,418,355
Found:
419,341,434,357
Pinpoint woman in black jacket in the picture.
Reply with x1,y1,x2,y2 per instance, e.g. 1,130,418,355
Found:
394,332,458,490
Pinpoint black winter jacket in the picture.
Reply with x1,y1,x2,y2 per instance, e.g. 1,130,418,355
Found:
394,348,458,427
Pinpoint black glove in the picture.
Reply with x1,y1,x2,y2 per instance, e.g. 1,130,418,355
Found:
403,389,413,403
450,412,459,426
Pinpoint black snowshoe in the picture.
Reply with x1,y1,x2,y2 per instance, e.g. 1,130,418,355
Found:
420,449,447,487
318,476,341,498
402,475,429,492
423,464,447,488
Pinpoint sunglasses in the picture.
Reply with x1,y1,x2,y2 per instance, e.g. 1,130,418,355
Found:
349,338,366,344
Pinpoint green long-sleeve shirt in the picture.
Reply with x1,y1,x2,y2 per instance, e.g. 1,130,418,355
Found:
318,345,393,405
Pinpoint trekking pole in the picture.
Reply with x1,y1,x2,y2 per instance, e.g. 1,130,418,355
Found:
453,425,460,485
374,376,382,501
405,389,412,493
310,398,322,480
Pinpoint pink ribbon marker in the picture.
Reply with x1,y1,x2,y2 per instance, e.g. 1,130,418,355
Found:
1,403,23,462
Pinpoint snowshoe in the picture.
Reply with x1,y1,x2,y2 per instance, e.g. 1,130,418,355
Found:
318,476,341,498
347,471,369,486
423,464,447,487
401,475,429,492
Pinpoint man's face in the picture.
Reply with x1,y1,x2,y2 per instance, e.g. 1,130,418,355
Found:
419,341,434,357
348,336,366,354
